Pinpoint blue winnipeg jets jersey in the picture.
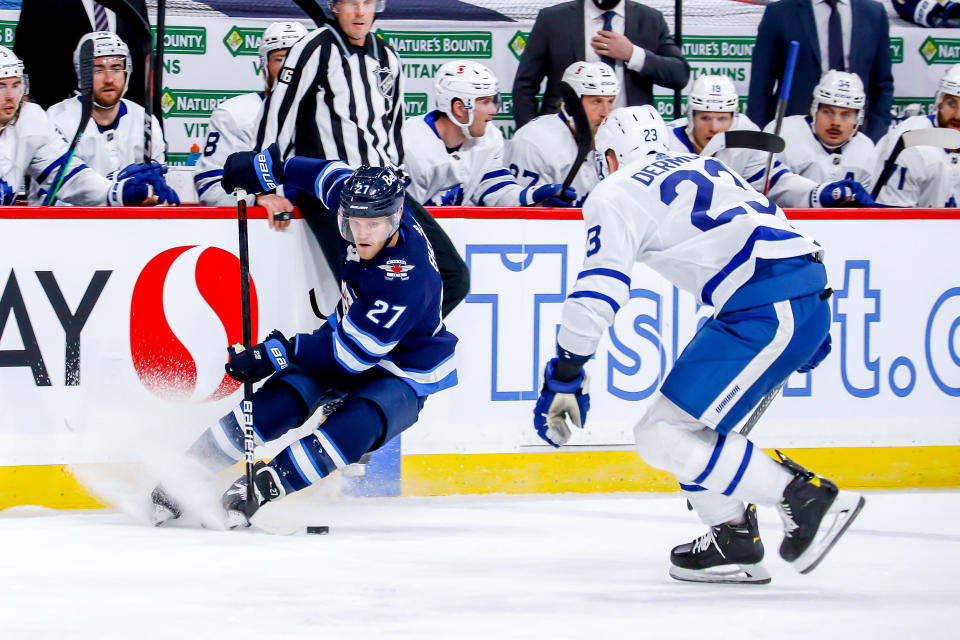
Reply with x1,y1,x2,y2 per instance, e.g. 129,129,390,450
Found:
286,161,458,396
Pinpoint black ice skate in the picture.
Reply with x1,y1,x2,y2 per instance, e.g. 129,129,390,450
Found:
669,504,771,584
222,461,286,529
150,484,182,526
775,451,865,574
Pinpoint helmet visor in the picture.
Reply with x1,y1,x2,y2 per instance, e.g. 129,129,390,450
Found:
338,210,402,245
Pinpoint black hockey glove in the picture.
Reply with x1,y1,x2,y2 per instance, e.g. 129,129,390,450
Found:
222,143,285,196
225,329,293,383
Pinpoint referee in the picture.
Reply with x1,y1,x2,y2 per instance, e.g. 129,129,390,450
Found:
258,0,469,317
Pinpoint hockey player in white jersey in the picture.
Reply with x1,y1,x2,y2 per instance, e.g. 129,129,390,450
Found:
770,71,875,191
0,46,173,207
668,75,874,208
874,63,960,207
33,32,172,205
402,60,575,207
194,21,307,226
505,61,619,206
534,106,864,584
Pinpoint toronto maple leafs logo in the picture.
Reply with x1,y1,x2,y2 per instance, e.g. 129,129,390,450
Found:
378,259,415,280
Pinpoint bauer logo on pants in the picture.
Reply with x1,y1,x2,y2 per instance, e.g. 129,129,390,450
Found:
129,246,258,401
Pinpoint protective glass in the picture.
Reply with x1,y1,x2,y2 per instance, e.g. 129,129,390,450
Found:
337,210,402,245
331,0,386,12
93,56,127,75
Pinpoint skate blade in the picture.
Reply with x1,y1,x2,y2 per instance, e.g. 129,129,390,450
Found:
151,504,178,527
793,491,866,575
669,562,771,585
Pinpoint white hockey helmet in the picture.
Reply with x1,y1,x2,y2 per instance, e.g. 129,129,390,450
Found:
685,74,739,138
594,105,668,178
936,63,960,109
324,0,387,17
434,59,501,139
809,70,865,130
0,46,27,111
561,61,620,98
74,31,132,96
259,21,308,79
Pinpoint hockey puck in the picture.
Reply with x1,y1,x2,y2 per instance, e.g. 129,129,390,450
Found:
306,526,329,535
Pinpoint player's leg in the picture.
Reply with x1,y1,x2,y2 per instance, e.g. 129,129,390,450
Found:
636,292,863,576
222,372,423,526
152,370,338,524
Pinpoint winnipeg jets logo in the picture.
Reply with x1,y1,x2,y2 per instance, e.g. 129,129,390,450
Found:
374,66,395,107
378,259,414,280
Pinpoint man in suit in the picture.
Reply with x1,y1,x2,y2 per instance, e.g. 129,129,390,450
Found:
747,0,893,143
14,0,151,110
512,0,690,128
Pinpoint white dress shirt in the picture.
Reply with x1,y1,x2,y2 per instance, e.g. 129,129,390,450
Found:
583,2,647,109
812,0,852,73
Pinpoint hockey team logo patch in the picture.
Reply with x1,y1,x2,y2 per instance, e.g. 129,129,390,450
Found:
378,259,414,280
130,246,258,401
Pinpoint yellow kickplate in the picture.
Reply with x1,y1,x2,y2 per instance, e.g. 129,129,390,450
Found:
401,446,960,496
2,446,958,509
0,465,106,510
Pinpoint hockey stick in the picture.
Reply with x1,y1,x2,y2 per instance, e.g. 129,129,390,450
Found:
870,127,960,199
235,188,257,506
44,39,94,206
762,40,799,196
109,0,154,162
558,81,593,193
700,130,786,157
291,0,336,27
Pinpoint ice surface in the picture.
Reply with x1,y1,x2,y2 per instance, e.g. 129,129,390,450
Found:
1,491,958,639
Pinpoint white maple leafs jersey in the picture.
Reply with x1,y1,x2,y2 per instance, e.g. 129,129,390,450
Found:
874,115,960,207
774,115,875,191
194,92,264,205
668,115,818,208
505,113,598,206
0,102,115,206
402,111,526,206
558,151,822,358
31,96,166,205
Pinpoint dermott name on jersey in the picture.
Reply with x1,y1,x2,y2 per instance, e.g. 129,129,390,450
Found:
630,153,700,187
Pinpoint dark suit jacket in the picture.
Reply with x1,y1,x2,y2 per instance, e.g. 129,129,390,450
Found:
512,0,690,127
746,0,893,142
14,0,151,110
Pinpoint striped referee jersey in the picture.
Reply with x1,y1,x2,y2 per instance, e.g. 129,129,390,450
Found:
257,24,405,169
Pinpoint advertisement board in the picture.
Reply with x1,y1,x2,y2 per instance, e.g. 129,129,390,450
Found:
1,208,958,508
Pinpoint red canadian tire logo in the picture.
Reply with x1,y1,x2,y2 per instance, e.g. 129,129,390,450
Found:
129,245,258,401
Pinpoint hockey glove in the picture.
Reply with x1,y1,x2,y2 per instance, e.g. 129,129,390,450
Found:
797,334,832,374
148,166,181,206
0,178,16,205
520,183,578,207
810,179,874,208
107,163,179,206
439,184,464,206
225,329,293,384
533,357,590,447
223,142,285,196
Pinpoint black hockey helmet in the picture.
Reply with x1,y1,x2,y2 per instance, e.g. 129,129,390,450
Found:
337,165,404,244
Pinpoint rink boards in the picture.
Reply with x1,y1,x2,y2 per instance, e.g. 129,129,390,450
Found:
0,207,958,508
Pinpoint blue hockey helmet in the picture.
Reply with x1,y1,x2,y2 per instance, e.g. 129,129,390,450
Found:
337,166,405,244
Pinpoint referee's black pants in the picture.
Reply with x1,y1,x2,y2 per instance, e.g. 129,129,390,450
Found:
300,195,470,318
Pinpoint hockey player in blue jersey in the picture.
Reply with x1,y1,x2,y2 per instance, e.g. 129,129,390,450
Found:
152,149,457,528
534,106,865,583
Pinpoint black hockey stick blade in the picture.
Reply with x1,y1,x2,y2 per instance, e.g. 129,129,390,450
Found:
290,0,335,27
701,130,786,156
870,128,960,199
558,81,592,193
44,39,94,206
